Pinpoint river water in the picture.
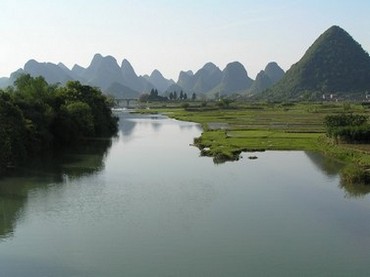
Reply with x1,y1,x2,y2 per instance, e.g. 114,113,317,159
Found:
0,111,369,276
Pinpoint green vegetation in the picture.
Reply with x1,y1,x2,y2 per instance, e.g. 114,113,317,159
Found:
140,101,370,184
139,89,168,102
324,113,370,143
0,74,118,174
264,26,370,100
139,89,195,103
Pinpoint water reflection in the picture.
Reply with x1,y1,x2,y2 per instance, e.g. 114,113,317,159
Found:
305,151,370,198
0,139,112,240
304,151,344,178
339,180,370,198
119,116,137,137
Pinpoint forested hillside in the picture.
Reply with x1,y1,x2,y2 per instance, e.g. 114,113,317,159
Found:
264,25,370,100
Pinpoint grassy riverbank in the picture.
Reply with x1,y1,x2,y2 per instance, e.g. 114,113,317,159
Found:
137,101,370,170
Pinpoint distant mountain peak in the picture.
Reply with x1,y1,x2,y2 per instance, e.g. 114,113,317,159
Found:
72,64,85,72
89,53,104,65
223,61,250,80
265,61,279,70
150,69,164,78
249,62,285,95
58,62,70,71
265,25,370,99
105,55,118,64
24,59,38,67
82,54,122,90
205,61,253,96
148,69,174,92
121,59,138,78
92,53,103,60
121,59,133,69
264,62,285,83
180,70,193,76
202,62,218,72
23,59,74,85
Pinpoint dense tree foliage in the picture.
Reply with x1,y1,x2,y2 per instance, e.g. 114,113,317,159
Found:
0,93,28,173
0,75,118,174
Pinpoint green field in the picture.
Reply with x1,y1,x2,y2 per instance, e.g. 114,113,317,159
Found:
138,101,370,171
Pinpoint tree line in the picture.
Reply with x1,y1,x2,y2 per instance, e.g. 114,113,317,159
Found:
0,74,118,174
139,89,197,102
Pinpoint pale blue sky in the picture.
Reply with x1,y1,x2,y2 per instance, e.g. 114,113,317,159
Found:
2,0,370,80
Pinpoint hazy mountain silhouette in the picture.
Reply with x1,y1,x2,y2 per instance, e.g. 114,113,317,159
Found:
121,59,156,93
24,59,74,84
0,77,9,87
192,62,223,94
250,62,284,94
105,82,140,99
250,70,274,94
209,61,253,97
265,25,370,100
264,62,285,83
165,83,185,96
71,64,86,80
81,54,124,90
177,70,195,92
9,69,26,85
144,69,175,93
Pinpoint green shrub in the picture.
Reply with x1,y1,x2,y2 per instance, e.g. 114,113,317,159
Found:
341,165,370,186
324,113,369,142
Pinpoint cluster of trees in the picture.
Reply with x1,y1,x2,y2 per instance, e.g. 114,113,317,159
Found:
324,113,370,143
168,91,196,101
170,91,197,101
0,74,118,174
139,89,197,102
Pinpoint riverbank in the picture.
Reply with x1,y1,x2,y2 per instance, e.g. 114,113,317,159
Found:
137,101,370,183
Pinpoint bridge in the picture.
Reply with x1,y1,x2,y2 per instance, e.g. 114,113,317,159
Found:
114,98,139,108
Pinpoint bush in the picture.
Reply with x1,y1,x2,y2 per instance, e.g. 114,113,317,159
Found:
181,103,190,109
324,113,370,143
330,125,370,143
324,113,368,129
341,165,370,186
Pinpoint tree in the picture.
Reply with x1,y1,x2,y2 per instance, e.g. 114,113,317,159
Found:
173,91,178,100
58,81,118,136
0,93,28,172
169,92,174,100
149,89,159,98
184,93,188,100
191,93,196,101
179,90,184,100
13,74,50,101
65,101,94,137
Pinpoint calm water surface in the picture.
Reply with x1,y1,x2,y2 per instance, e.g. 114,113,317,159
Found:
0,111,369,276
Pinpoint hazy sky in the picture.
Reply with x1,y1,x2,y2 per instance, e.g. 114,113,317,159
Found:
2,0,370,80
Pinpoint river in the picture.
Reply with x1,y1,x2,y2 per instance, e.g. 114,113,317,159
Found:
0,111,369,276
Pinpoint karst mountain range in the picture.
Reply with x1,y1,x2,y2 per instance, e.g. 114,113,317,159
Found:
2,25,370,100
0,54,284,98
